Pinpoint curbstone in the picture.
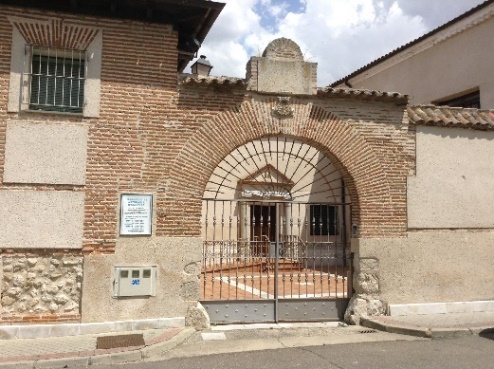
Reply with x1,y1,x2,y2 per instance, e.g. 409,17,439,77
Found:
360,317,387,332
385,324,432,338
468,326,494,335
142,327,196,359
430,328,472,339
89,353,112,366
360,317,432,338
90,350,142,366
35,356,89,369
109,350,143,364
360,316,492,339
0,361,34,369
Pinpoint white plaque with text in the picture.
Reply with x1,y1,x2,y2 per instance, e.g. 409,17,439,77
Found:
120,194,153,236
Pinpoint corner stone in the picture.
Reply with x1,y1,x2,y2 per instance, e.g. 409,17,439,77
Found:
186,302,210,331
344,296,386,325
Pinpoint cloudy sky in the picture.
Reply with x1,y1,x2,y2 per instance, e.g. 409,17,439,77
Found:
194,0,486,86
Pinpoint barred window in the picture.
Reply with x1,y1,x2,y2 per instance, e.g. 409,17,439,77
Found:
28,46,85,113
310,204,337,236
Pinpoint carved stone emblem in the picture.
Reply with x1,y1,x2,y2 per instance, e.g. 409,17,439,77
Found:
272,97,294,118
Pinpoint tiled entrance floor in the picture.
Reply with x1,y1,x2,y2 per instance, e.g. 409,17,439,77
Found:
201,261,350,300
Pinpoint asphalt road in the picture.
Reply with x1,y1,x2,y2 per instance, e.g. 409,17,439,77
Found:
98,334,494,369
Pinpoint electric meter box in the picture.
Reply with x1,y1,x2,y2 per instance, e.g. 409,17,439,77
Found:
113,266,157,297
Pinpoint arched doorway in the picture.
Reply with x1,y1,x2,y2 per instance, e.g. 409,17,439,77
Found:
200,136,353,323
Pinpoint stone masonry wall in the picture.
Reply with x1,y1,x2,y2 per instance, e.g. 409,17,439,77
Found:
1,255,82,323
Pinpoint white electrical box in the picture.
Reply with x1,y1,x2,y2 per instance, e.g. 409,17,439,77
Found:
113,266,157,297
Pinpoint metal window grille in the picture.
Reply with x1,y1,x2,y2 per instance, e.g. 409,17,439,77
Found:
309,204,338,236
27,46,85,113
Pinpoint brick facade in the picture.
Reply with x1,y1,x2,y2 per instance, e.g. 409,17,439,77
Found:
0,5,415,324
165,87,415,239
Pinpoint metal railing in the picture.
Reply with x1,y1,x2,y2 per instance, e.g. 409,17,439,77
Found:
201,199,352,301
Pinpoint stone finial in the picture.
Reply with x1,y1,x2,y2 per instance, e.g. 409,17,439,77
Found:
246,37,317,95
262,38,304,61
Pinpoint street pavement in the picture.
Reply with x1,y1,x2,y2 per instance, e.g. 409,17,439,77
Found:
361,311,494,338
99,333,494,369
0,312,493,368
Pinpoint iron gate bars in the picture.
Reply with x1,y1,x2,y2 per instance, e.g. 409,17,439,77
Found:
200,137,354,322
201,199,352,302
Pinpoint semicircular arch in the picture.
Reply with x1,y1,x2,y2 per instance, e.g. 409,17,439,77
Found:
161,102,395,238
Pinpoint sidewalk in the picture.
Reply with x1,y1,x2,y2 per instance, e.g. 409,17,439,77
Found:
1,312,493,368
361,311,494,338
0,327,195,368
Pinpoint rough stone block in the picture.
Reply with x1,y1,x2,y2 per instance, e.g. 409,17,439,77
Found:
357,273,380,294
1,255,82,318
344,297,368,325
180,276,200,301
186,302,210,331
359,258,379,274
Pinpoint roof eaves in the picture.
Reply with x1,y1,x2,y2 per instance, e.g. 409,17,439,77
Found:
318,87,409,103
179,74,248,89
408,105,494,130
2,0,225,73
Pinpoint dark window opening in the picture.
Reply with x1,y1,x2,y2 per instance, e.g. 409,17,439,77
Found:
436,91,480,109
251,205,276,242
310,204,337,236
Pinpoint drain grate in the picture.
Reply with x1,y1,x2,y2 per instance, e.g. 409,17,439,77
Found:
96,334,145,349
359,330,377,334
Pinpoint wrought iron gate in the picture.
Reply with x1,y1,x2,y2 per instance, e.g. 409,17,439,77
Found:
201,199,352,324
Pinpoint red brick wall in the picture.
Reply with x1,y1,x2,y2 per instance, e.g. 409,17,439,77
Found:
0,6,180,257
0,6,183,323
165,91,415,238
1,7,416,246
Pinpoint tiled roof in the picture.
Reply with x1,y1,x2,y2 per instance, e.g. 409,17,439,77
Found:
408,105,494,130
330,0,494,87
179,76,408,102
179,74,247,88
317,87,408,103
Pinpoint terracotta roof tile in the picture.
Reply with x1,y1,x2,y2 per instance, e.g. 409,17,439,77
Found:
179,75,408,102
408,105,494,130
179,74,247,88
317,87,408,103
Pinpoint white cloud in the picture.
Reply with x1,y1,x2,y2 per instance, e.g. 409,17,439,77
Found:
268,1,289,17
198,41,251,78
196,0,486,85
206,0,261,42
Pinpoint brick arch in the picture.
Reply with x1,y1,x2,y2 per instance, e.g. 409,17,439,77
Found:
160,101,399,238
9,16,99,50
